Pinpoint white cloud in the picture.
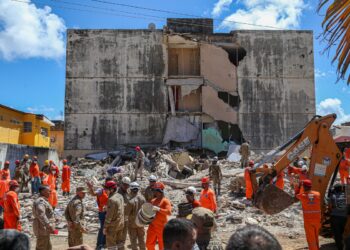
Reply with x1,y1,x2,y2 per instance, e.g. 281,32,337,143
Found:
317,98,350,124
0,0,66,60
315,68,326,78
27,106,55,113
220,0,306,30
212,0,233,17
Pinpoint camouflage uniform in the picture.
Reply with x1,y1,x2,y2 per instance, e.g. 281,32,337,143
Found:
65,195,84,247
209,163,223,196
20,159,31,192
239,142,250,169
118,188,130,250
143,186,154,202
33,196,54,250
127,193,146,250
104,191,124,249
135,150,145,180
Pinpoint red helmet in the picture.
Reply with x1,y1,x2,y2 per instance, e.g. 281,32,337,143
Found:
104,181,117,189
4,161,10,165
15,160,20,164
302,179,312,187
248,160,254,166
135,146,141,152
49,160,53,164
9,180,19,187
153,182,165,190
63,159,67,164
201,177,210,184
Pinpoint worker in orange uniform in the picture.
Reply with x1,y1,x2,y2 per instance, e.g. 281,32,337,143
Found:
49,160,59,190
297,179,321,250
61,159,71,196
30,156,41,194
199,177,217,213
0,173,10,214
1,161,11,180
244,160,254,200
272,170,285,190
3,180,21,231
339,155,350,185
48,165,58,209
146,182,172,250
288,164,309,195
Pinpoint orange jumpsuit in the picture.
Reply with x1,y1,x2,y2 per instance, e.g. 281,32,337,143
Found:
297,190,321,250
61,164,71,193
1,169,11,180
199,188,217,212
146,197,172,250
48,173,57,208
244,167,253,199
3,190,21,231
29,163,40,178
339,159,349,184
288,166,308,195
0,179,10,208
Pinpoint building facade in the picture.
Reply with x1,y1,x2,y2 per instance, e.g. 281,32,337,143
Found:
50,120,64,158
65,18,315,155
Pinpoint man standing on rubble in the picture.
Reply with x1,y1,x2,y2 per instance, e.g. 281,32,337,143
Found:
33,185,55,250
209,157,222,196
20,154,31,192
3,180,21,231
103,181,124,249
239,141,250,169
30,156,41,194
297,180,321,250
143,175,157,202
118,176,131,250
127,182,146,250
199,177,217,213
146,182,172,250
135,146,145,181
61,159,71,196
65,186,88,247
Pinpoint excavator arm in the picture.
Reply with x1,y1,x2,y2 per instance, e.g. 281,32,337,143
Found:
250,114,342,215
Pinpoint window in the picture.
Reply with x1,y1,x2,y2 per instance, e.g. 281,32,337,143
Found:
10,119,21,125
23,122,32,132
41,127,48,137
168,48,200,76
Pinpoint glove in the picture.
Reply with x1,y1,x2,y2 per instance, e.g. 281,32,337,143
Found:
152,206,160,212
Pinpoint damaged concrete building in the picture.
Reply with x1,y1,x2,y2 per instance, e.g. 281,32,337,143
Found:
65,18,315,155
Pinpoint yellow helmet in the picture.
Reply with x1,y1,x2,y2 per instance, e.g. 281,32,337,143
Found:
45,160,49,165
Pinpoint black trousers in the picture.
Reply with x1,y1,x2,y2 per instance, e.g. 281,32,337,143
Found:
330,215,347,250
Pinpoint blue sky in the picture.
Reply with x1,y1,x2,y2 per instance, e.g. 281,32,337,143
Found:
0,0,349,123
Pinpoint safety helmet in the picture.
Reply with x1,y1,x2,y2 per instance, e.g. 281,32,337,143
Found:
302,179,312,187
302,156,308,161
213,156,218,161
186,186,197,195
148,175,157,182
249,160,255,166
45,160,49,165
33,156,38,160
9,180,19,187
153,182,165,192
24,154,29,159
122,176,131,185
135,146,141,152
104,181,117,189
301,165,308,172
201,177,210,184
4,161,10,165
15,160,20,165
130,182,140,190
297,160,304,167
49,160,53,164
63,159,67,164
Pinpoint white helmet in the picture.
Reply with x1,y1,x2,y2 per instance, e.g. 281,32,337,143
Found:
301,165,308,172
148,175,157,182
297,160,304,167
130,182,140,189
186,186,197,195
122,177,131,185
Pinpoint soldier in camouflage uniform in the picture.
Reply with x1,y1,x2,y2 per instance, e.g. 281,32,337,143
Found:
20,154,31,192
191,207,223,250
134,146,145,181
239,141,251,169
209,157,222,196
117,177,131,250
32,185,55,250
65,186,87,247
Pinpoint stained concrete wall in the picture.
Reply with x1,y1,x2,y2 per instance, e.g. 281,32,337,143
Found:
65,30,167,151
233,31,315,152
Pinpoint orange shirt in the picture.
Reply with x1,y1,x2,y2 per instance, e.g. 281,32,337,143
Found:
296,190,321,221
192,200,201,208
0,179,10,206
48,173,56,190
3,191,20,218
199,188,217,212
151,197,172,227
97,189,109,212
289,166,308,181
29,163,40,177
1,169,11,180
51,165,59,178
339,159,349,173
62,165,71,181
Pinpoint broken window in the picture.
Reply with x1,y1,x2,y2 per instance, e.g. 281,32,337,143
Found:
168,48,200,76
218,92,240,108
40,127,48,137
169,85,201,112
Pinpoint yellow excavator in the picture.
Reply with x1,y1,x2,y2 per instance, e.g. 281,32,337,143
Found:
249,114,348,237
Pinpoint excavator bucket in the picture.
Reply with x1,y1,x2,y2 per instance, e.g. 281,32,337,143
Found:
255,184,296,215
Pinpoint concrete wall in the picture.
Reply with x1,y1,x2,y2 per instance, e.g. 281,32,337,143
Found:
65,30,167,151
233,31,315,152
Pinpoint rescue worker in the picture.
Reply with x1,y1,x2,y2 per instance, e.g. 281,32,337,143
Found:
41,160,50,174
87,177,111,250
185,186,200,209
288,164,309,194
118,176,131,250
199,177,217,213
49,160,59,188
61,159,71,196
1,161,11,180
103,180,124,249
3,180,21,231
0,174,10,214
209,157,222,196
33,185,55,250
244,160,254,200
146,182,172,250
30,156,41,194
239,141,250,169
296,179,321,250
339,155,350,185
143,175,157,202
135,146,145,181
127,182,146,250
272,170,285,190
65,186,87,247
20,154,31,192
48,165,58,209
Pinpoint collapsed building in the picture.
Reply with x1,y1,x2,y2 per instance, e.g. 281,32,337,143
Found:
64,18,315,156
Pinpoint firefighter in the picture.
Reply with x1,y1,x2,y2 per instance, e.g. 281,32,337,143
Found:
33,185,55,250
61,159,71,196
0,174,10,214
288,165,309,195
339,155,350,185
143,175,157,202
118,176,131,250
1,161,11,180
65,186,87,247
239,141,250,169
199,177,217,213
244,160,254,200
103,181,124,249
185,186,200,209
127,182,146,250
146,182,172,250
48,165,58,209
3,180,21,231
30,156,41,194
272,170,285,190
41,160,50,174
296,179,321,250
209,157,222,196
135,146,145,181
